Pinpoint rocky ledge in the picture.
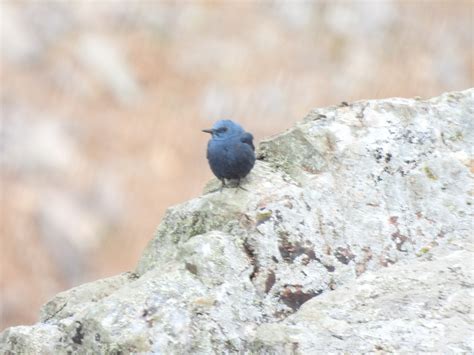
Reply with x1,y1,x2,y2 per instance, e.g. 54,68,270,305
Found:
1,89,473,354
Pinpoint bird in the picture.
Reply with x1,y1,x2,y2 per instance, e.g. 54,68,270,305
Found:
202,119,255,190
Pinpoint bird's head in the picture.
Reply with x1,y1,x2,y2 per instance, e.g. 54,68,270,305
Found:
202,119,244,139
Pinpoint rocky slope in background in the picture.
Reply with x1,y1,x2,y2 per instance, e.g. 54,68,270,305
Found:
1,89,473,353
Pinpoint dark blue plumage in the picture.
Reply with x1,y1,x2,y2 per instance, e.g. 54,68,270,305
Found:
202,120,255,189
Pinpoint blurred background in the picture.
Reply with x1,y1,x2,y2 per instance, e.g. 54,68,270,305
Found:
0,0,472,330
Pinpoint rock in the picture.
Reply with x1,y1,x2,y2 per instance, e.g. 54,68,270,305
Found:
1,89,472,353
254,247,474,353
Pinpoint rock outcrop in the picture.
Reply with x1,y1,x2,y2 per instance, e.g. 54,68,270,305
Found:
1,89,473,354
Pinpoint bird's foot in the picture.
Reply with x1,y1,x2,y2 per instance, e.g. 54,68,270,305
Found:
210,178,248,193
235,178,249,192
206,179,226,193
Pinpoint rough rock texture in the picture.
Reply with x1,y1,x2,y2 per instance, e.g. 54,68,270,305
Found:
1,89,473,353
255,247,474,353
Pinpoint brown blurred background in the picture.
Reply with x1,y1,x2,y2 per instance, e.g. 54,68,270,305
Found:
0,0,472,330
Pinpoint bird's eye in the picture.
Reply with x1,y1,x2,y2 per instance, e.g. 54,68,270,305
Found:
221,127,228,132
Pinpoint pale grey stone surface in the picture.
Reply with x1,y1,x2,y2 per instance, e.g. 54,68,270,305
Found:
255,247,474,354
1,89,473,354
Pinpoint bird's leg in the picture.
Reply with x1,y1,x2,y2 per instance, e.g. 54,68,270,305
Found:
219,178,226,192
235,178,249,192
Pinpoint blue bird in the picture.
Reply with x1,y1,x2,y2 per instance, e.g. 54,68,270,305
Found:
202,120,255,190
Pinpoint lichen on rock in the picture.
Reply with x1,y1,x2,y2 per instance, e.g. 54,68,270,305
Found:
1,89,473,354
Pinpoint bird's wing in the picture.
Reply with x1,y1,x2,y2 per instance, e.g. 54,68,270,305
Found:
240,132,255,151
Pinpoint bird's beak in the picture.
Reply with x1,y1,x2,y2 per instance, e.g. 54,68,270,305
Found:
202,129,214,134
